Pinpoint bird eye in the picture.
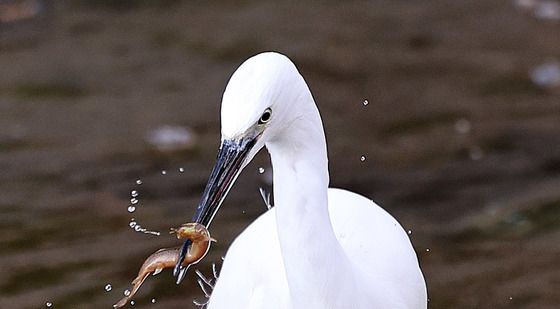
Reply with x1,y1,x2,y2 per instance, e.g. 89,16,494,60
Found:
258,108,272,124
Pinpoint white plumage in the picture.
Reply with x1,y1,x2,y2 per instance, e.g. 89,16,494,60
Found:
198,52,427,309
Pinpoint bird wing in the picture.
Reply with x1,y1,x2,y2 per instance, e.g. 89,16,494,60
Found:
327,188,427,309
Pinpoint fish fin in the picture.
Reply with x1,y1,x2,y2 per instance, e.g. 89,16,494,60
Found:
131,271,149,286
113,297,129,308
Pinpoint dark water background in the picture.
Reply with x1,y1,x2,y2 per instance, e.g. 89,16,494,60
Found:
1,1,559,308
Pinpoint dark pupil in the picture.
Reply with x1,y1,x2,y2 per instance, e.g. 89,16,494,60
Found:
261,111,271,122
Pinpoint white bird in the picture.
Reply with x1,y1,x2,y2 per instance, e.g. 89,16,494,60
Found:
175,52,427,309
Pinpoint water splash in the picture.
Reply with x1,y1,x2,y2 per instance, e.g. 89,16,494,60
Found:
258,167,265,174
192,265,221,309
46,302,53,308
128,219,161,236
196,270,214,297
362,99,369,106
193,299,208,308
128,177,164,236
212,263,219,280
259,187,273,210
151,298,157,304
360,155,366,162
179,167,185,173
105,284,113,292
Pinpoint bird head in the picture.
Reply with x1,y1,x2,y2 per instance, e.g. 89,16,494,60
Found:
175,52,312,282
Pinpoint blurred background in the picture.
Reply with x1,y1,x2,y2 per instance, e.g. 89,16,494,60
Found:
1,0,559,308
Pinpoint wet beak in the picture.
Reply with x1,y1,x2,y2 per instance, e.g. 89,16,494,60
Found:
174,137,255,283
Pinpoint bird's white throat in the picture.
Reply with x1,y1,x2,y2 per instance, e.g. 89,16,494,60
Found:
266,99,358,307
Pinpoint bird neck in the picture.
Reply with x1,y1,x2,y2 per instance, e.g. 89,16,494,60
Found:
266,102,354,307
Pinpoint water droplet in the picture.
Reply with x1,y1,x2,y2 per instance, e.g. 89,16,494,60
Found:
179,167,185,173
130,198,138,205
130,300,135,306
124,289,131,296
242,210,246,214
151,298,157,304
128,219,160,236
258,167,265,174
509,296,513,300
426,248,430,252
362,99,369,106
161,170,167,175
46,302,53,308
360,155,366,162
104,284,112,292
136,179,142,185
131,190,138,197
407,230,412,235
127,206,136,213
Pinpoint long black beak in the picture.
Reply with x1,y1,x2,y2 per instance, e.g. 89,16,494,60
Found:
174,138,255,283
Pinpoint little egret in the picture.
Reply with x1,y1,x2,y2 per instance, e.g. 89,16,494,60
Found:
175,52,427,309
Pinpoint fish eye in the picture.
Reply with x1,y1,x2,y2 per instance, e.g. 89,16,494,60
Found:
258,108,272,125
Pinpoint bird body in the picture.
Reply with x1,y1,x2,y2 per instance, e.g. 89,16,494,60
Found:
179,52,427,308
210,189,426,309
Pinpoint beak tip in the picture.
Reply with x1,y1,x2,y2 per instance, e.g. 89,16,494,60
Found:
174,241,190,283
175,266,188,284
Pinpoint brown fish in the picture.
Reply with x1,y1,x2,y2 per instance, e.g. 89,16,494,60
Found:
113,223,215,308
